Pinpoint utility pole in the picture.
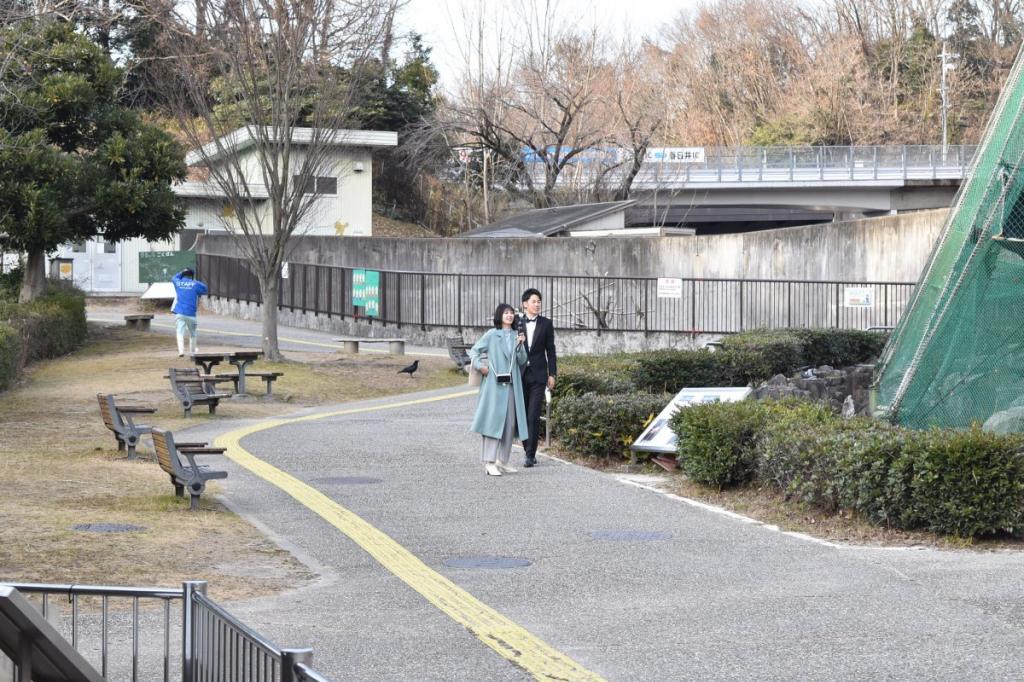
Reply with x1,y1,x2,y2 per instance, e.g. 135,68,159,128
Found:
939,42,958,162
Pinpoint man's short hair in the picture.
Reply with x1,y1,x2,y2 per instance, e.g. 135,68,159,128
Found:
182,268,195,278
521,288,542,303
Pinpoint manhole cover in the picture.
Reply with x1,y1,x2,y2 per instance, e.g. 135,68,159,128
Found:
313,476,383,485
73,523,146,533
590,530,671,541
443,557,532,569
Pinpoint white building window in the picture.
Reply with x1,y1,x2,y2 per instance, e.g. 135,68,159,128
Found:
294,175,337,195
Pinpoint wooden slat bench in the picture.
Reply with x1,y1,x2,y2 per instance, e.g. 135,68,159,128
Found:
214,371,284,395
151,429,227,511
167,367,232,417
124,314,154,331
446,335,472,373
96,394,155,459
333,337,406,355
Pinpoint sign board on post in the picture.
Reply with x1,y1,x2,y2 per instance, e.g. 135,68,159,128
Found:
657,278,683,299
364,270,380,318
631,387,753,455
352,269,380,317
844,287,874,308
138,251,196,284
644,147,706,163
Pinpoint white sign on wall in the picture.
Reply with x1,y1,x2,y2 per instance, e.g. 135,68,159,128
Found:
631,387,753,454
844,287,874,307
281,262,289,280
657,278,683,299
644,147,706,163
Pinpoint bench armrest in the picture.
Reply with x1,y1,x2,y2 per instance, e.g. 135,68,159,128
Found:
175,441,209,448
117,406,156,414
180,447,226,455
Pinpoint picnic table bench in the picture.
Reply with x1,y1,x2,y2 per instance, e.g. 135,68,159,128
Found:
151,429,227,511
167,367,232,417
191,350,265,393
123,314,154,331
96,394,155,459
214,371,284,395
333,337,406,355
446,335,472,372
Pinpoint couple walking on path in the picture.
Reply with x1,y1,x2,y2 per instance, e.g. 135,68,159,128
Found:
468,288,557,476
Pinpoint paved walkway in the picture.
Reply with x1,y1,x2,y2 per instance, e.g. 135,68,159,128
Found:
86,309,447,358
176,388,1024,681
89,307,1024,679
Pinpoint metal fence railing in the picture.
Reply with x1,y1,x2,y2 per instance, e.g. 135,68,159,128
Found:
199,254,916,334
2,581,333,682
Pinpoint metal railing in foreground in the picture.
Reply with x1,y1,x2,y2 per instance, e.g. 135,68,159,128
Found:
1,581,333,682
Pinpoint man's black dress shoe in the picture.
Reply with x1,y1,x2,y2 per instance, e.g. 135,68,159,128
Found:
523,457,536,468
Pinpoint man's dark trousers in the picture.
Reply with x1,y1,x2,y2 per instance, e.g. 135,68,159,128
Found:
522,378,546,464
521,314,556,465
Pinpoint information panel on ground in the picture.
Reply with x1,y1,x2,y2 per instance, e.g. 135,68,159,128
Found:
138,251,196,284
631,387,752,454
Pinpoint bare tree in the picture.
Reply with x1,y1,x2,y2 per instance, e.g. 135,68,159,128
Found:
149,0,396,359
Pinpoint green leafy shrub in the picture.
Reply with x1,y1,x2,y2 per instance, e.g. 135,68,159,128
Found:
629,349,736,393
0,286,86,390
759,404,862,510
787,329,888,367
0,323,19,390
551,391,668,460
0,266,22,302
553,353,637,399
897,427,1024,537
720,331,806,376
671,399,784,487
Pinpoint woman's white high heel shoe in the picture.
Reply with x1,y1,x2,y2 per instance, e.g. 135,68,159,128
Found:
485,463,502,476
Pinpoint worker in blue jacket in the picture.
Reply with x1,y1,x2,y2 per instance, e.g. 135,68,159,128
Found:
171,268,208,357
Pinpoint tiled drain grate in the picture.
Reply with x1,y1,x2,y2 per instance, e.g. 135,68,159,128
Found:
590,530,671,541
314,476,383,485
443,557,532,569
73,523,146,533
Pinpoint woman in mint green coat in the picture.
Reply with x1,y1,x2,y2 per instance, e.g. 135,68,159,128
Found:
469,303,529,476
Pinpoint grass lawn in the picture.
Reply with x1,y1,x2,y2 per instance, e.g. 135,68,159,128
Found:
0,323,465,600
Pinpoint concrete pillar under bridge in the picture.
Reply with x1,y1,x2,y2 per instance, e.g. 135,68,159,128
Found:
627,181,960,232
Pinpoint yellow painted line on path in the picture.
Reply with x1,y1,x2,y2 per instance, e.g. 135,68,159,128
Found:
214,391,605,681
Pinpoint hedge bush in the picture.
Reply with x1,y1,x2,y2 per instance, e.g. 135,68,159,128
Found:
553,353,637,399
551,391,669,460
674,398,1024,538
671,399,783,487
720,328,889,372
0,323,18,390
898,427,1024,537
0,285,87,390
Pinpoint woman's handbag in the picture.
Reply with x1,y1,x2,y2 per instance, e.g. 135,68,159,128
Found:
468,355,487,387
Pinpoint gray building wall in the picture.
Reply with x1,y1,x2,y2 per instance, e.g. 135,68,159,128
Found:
195,208,946,282
196,209,948,353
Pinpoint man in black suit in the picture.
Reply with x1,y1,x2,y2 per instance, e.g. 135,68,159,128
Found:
519,288,557,467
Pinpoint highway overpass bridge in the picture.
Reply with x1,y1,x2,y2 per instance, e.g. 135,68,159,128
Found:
534,144,977,232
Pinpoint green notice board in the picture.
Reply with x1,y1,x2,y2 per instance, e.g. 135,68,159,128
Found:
352,268,380,317
139,251,196,284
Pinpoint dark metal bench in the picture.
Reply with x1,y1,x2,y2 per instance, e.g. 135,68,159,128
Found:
214,371,284,395
124,314,154,331
96,394,155,459
167,367,232,417
446,335,472,373
151,429,227,511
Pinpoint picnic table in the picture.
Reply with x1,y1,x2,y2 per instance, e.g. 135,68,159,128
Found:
191,350,264,394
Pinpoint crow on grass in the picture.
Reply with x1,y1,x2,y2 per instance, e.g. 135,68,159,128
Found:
398,359,419,377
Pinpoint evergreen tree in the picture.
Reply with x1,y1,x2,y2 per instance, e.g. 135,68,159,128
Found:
0,19,186,302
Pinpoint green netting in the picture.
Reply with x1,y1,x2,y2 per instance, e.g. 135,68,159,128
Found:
872,43,1024,430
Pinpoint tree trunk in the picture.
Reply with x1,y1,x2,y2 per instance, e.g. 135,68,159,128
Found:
259,278,282,360
19,249,47,303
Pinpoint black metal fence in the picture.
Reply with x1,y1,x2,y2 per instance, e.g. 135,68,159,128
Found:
198,254,916,334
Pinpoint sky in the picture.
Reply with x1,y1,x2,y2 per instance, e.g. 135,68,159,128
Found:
398,0,698,92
